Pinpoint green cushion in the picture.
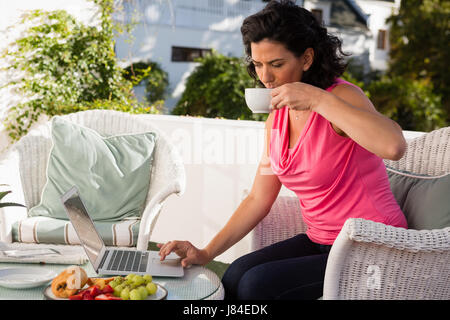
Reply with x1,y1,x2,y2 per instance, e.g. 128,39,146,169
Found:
386,166,450,230
11,217,140,246
28,116,157,222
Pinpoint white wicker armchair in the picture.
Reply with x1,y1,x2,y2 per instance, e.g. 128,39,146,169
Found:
252,126,450,300
0,109,186,251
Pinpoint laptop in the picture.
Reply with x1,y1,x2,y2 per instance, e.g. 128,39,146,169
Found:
61,186,184,277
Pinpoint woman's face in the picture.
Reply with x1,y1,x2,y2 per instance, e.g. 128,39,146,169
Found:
250,39,313,89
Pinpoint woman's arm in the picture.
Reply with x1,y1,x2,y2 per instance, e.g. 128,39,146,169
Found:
157,184,279,267
158,115,282,266
271,82,407,160
314,84,406,160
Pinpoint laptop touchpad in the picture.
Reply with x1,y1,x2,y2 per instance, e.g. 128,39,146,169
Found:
149,257,184,277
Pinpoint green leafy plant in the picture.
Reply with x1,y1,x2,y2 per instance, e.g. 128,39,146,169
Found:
0,0,160,141
387,0,449,124
0,185,25,208
123,61,169,104
171,50,266,121
367,76,445,132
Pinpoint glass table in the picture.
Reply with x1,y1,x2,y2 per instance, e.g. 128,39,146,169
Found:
0,262,224,300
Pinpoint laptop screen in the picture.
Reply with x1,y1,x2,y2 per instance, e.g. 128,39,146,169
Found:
62,187,104,265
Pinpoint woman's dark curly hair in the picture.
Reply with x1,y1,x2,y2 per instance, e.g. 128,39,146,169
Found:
241,0,349,89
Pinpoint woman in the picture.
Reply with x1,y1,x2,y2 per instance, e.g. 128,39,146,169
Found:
158,0,408,300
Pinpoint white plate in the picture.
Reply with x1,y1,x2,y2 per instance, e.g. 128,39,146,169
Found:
0,267,58,289
43,280,168,300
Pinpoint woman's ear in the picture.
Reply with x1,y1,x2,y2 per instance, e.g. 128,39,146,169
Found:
303,48,314,71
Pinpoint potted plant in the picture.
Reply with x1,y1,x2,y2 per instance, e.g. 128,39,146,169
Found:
0,185,25,208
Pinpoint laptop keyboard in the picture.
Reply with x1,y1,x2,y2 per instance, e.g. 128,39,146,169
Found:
106,250,149,273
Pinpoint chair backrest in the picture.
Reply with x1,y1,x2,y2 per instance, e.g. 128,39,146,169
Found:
383,126,450,176
14,109,186,209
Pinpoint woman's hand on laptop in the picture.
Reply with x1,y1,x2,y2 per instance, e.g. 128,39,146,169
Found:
157,240,210,268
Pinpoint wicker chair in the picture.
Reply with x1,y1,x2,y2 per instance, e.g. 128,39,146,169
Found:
251,126,450,300
0,109,186,251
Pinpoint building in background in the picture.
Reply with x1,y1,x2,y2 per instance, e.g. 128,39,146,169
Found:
115,0,400,111
303,0,400,71
115,0,267,109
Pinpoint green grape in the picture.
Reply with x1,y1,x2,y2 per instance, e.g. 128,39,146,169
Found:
130,288,142,300
120,287,130,300
114,284,125,297
114,276,124,284
126,283,137,290
143,274,152,283
138,286,148,299
109,280,118,288
146,282,157,295
133,275,145,286
125,274,136,280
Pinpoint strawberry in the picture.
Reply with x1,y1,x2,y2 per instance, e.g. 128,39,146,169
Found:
82,292,94,300
101,284,114,294
94,293,122,300
68,293,83,300
87,285,102,297
68,284,119,301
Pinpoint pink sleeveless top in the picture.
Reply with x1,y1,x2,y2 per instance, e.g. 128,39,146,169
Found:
269,78,407,245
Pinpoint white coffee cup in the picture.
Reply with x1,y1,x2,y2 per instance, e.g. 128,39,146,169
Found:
245,88,273,113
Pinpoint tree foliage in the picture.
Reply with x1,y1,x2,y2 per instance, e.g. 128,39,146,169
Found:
123,61,169,104
171,51,266,121
367,76,445,132
387,0,450,123
0,0,160,140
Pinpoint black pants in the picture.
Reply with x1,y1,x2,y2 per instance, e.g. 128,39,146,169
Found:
221,233,331,300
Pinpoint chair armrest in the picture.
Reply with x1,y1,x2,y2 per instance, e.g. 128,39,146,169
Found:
251,196,307,251
323,218,450,300
136,183,183,251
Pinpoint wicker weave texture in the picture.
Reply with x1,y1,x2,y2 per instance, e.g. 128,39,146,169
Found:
251,196,307,251
383,126,450,175
347,218,450,253
326,220,450,299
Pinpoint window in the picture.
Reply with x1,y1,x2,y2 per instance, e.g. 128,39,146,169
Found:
171,46,212,62
377,29,387,50
311,9,323,24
